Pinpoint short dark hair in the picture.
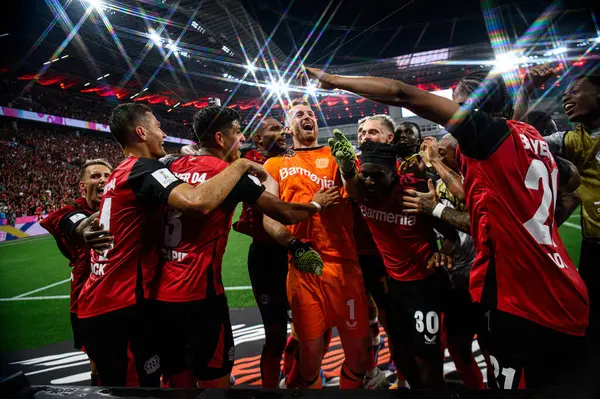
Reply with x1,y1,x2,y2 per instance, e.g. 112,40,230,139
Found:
455,71,513,118
193,105,241,145
109,103,153,147
397,121,421,138
249,116,276,139
573,73,600,90
80,158,112,180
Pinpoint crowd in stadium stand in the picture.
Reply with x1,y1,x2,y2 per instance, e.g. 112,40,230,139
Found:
0,79,193,139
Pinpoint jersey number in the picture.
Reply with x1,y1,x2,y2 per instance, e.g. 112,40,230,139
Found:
98,198,112,260
163,209,182,247
523,160,558,246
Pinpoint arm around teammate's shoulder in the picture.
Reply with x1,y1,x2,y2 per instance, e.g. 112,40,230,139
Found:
168,158,266,216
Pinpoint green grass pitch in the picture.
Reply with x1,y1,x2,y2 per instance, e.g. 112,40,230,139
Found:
0,206,584,353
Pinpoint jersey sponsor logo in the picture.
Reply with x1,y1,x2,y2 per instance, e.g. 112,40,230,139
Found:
91,263,105,276
359,205,416,226
519,134,552,160
315,158,330,169
279,167,335,189
151,168,179,188
162,248,188,262
173,171,207,184
68,213,86,224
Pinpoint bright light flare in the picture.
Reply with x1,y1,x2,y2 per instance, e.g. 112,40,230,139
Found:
85,0,104,11
245,63,257,72
149,29,162,47
493,52,527,73
306,83,318,96
543,46,568,56
266,80,289,94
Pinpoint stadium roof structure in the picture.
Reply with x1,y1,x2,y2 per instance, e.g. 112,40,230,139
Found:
1,0,599,127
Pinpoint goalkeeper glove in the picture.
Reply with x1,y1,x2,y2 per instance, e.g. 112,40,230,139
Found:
287,239,323,276
327,129,356,178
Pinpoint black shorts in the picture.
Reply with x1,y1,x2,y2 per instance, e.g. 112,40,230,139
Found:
386,271,451,358
358,254,388,310
78,303,161,387
248,241,290,326
70,312,83,351
485,309,591,391
156,295,234,381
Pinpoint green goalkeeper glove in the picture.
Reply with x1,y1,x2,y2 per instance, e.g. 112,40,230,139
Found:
327,129,356,177
287,239,323,276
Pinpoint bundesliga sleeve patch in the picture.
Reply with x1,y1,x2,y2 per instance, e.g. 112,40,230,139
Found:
69,213,87,224
151,168,179,188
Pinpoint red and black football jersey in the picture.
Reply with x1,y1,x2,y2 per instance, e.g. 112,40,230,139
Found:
452,112,589,336
154,155,264,302
40,196,94,314
77,157,184,318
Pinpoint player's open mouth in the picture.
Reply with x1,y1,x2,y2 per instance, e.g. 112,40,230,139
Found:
97,187,105,196
563,102,576,114
302,121,314,132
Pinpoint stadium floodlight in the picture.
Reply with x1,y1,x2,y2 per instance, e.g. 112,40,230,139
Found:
84,82,90,86
267,80,289,94
103,73,110,78
591,37,600,43
143,88,148,91
494,52,527,73
306,83,318,96
174,102,181,108
61,55,69,59
149,29,162,47
245,63,257,72
543,47,568,57
223,73,228,78
85,0,104,11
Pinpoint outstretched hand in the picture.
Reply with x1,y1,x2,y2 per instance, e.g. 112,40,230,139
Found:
401,179,439,214
301,66,337,90
312,187,341,209
76,213,113,254
328,129,356,176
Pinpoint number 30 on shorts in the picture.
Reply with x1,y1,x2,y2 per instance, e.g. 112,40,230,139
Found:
414,311,439,334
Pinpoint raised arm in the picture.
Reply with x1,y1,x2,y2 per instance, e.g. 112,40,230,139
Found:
304,67,460,126
421,137,465,202
513,64,556,122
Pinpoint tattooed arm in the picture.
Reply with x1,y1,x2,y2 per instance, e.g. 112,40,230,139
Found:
440,207,471,234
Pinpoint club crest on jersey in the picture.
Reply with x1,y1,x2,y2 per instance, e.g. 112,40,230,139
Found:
315,158,329,169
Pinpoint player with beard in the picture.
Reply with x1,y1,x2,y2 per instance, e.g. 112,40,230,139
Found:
41,159,112,386
155,106,338,388
262,98,370,389
515,66,600,344
76,103,271,387
233,116,289,388
303,66,589,391
355,115,395,388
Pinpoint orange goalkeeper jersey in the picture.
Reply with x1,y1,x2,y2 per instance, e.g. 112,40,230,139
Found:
264,146,357,263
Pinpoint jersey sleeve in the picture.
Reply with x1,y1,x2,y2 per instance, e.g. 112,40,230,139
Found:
224,174,265,207
59,211,89,239
263,157,281,182
129,158,185,204
447,110,510,160
544,131,566,156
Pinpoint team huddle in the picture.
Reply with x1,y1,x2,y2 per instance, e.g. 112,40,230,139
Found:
42,63,599,391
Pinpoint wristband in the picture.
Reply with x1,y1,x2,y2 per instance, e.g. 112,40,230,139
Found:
432,203,447,219
310,201,322,212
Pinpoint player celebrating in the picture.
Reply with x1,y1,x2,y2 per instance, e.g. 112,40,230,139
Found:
262,98,370,389
76,103,269,387
233,116,290,388
303,66,589,391
154,105,339,388
41,159,112,386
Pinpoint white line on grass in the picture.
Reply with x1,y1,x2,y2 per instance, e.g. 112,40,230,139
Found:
13,278,71,298
562,221,581,230
0,285,253,302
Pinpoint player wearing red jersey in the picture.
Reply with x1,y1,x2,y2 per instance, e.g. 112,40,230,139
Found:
304,66,589,391
233,116,291,388
41,159,112,385
262,98,370,390
334,137,455,388
77,103,270,387
154,106,338,388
